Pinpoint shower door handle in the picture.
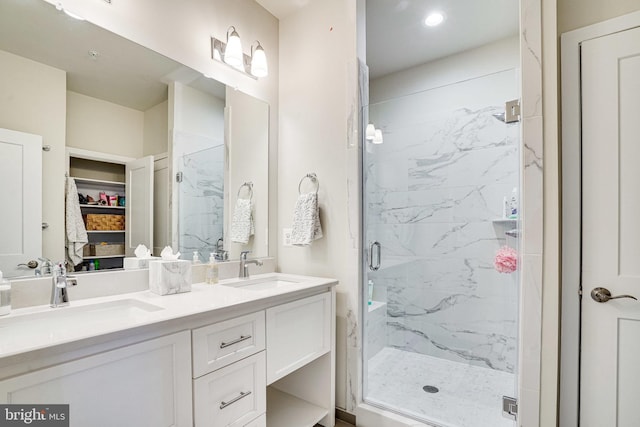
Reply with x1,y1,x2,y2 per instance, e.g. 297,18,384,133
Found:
369,241,381,271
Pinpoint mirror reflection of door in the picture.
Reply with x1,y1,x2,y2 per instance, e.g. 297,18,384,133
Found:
0,128,42,278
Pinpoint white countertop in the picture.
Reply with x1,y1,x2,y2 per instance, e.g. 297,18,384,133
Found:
0,273,337,361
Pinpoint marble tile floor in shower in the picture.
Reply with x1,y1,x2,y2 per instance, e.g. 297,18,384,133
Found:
366,347,515,427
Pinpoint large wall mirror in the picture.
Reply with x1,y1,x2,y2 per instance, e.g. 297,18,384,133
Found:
0,0,269,278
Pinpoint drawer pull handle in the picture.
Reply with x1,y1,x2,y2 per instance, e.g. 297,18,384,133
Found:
220,335,252,349
220,391,252,409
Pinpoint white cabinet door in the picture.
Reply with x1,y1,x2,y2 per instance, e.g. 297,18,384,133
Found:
0,128,42,277
580,26,640,427
0,331,193,427
126,155,154,256
266,292,331,384
193,351,266,427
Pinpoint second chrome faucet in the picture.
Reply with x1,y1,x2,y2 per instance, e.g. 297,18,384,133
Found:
239,251,263,279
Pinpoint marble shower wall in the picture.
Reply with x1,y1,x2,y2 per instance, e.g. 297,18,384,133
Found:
178,144,225,259
365,69,520,373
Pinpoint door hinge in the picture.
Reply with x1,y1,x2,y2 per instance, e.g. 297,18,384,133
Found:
505,99,521,123
502,396,518,421
175,172,183,183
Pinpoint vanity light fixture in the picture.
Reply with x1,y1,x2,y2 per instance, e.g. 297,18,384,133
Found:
250,41,268,78
224,26,244,70
211,27,269,79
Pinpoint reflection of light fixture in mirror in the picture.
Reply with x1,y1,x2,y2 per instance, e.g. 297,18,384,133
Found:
424,11,445,27
55,2,85,20
224,26,244,70
365,124,376,140
373,129,384,144
250,41,268,78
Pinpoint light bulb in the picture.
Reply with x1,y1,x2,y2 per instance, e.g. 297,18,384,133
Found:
424,12,445,27
250,43,268,77
224,27,244,70
373,129,384,144
365,124,376,140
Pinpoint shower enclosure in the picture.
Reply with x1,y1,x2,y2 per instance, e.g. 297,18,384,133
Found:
174,130,225,260
362,69,520,427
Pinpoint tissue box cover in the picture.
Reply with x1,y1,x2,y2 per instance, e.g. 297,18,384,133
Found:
149,260,192,295
124,256,160,270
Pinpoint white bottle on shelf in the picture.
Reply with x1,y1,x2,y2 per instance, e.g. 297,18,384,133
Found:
205,253,218,285
509,187,518,219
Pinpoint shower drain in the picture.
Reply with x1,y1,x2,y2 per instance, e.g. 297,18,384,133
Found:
422,385,439,394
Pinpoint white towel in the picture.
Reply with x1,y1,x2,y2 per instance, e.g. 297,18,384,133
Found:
291,192,323,246
65,177,88,265
230,198,254,244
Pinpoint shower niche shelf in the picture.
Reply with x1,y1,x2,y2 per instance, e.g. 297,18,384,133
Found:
492,218,518,224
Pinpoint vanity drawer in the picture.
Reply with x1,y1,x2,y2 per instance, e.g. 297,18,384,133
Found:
193,311,265,377
193,351,266,427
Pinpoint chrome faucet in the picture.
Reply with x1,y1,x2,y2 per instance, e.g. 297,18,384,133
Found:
51,262,77,308
36,257,53,277
215,238,228,261
239,251,263,279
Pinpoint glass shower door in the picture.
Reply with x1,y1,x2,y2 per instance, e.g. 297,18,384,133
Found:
177,144,225,259
362,70,520,427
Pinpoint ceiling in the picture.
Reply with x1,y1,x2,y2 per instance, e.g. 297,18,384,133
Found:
0,0,225,111
366,0,519,78
256,0,519,80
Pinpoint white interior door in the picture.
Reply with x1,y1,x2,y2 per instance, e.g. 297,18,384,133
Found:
0,128,42,277
581,26,640,427
125,156,154,256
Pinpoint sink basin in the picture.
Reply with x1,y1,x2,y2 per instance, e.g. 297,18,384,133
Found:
0,299,164,331
221,276,300,291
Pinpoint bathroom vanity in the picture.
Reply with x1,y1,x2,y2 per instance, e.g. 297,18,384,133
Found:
0,273,337,427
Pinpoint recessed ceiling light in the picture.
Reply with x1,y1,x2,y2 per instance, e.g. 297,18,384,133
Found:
424,11,445,27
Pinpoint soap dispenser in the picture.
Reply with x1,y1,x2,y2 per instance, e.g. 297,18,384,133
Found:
205,253,219,284
0,270,10,316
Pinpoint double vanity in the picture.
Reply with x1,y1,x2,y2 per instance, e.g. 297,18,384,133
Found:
0,272,337,427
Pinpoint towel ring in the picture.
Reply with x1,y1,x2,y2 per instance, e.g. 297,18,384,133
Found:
298,173,320,194
237,182,253,200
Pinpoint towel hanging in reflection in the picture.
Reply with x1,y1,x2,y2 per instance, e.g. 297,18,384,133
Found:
291,192,323,246
230,198,254,244
65,176,88,265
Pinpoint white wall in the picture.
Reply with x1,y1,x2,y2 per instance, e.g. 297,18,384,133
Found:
278,0,359,411
0,49,66,264
144,100,168,156
370,36,519,102
66,91,144,158
558,0,640,32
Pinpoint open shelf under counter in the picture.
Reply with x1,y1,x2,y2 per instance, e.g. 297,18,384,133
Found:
266,387,327,427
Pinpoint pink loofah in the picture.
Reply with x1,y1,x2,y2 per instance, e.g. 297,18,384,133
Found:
494,245,518,274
